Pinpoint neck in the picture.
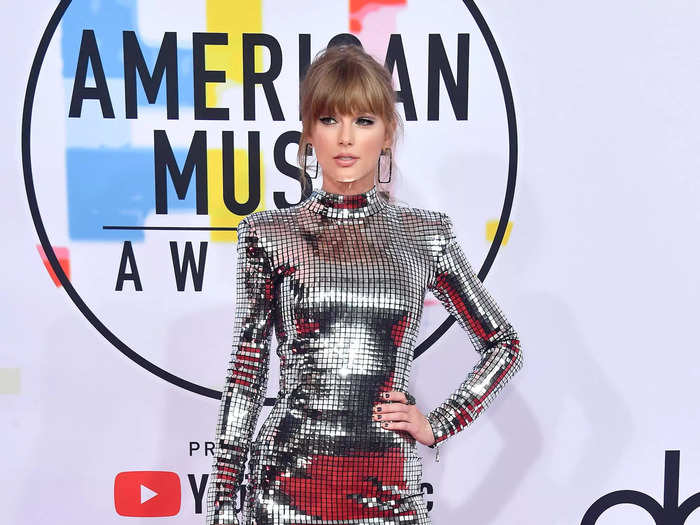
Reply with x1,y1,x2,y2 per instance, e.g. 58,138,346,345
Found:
302,183,386,219
320,178,376,196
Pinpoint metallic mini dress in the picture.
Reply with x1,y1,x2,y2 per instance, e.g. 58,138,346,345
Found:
206,185,524,525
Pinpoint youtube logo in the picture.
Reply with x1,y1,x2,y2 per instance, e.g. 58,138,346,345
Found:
114,471,181,517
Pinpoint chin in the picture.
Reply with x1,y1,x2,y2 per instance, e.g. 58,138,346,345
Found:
329,175,361,183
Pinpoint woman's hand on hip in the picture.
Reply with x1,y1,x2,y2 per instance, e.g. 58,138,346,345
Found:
372,390,436,447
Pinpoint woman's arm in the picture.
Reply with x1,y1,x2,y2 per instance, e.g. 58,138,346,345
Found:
206,217,277,525
425,212,524,456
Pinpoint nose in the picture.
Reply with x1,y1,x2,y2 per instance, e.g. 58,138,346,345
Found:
338,120,354,145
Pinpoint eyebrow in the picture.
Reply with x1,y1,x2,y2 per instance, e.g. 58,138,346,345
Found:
319,109,376,116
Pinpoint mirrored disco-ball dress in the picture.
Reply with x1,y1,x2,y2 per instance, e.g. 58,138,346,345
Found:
206,185,524,525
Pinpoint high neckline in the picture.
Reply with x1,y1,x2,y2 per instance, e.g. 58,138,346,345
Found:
302,185,387,219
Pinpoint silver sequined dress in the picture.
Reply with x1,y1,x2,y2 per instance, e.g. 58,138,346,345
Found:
206,185,524,525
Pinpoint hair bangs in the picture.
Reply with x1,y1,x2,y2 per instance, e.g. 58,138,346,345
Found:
309,63,387,120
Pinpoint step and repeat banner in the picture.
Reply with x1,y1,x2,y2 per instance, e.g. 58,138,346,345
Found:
3,1,700,524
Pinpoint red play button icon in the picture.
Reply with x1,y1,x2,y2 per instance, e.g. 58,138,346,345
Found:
114,471,181,517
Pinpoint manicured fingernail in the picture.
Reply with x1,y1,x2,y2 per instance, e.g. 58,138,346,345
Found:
376,406,381,412
377,415,382,419
383,422,388,427
384,393,389,398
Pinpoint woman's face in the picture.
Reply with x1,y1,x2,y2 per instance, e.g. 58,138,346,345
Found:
307,110,392,194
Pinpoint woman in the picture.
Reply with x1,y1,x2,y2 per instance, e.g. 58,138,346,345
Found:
206,43,524,525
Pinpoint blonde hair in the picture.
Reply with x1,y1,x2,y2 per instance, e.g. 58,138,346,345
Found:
296,44,403,197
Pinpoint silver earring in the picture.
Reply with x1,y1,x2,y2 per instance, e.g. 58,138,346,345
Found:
303,143,319,179
378,148,392,183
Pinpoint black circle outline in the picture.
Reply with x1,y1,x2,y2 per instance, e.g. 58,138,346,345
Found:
414,0,518,358
22,0,517,402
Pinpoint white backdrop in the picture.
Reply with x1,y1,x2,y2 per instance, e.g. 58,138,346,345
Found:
2,1,700,524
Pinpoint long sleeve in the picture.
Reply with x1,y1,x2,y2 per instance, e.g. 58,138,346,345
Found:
425,212,524,452
206,217,277,525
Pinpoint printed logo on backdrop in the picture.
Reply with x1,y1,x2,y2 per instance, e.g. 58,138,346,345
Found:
581,450,700,525
23,0,517,398
114,471,181,517
113,454,437,518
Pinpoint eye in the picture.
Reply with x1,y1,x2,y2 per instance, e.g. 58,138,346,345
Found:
357,117,374,126
319,116,336,125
